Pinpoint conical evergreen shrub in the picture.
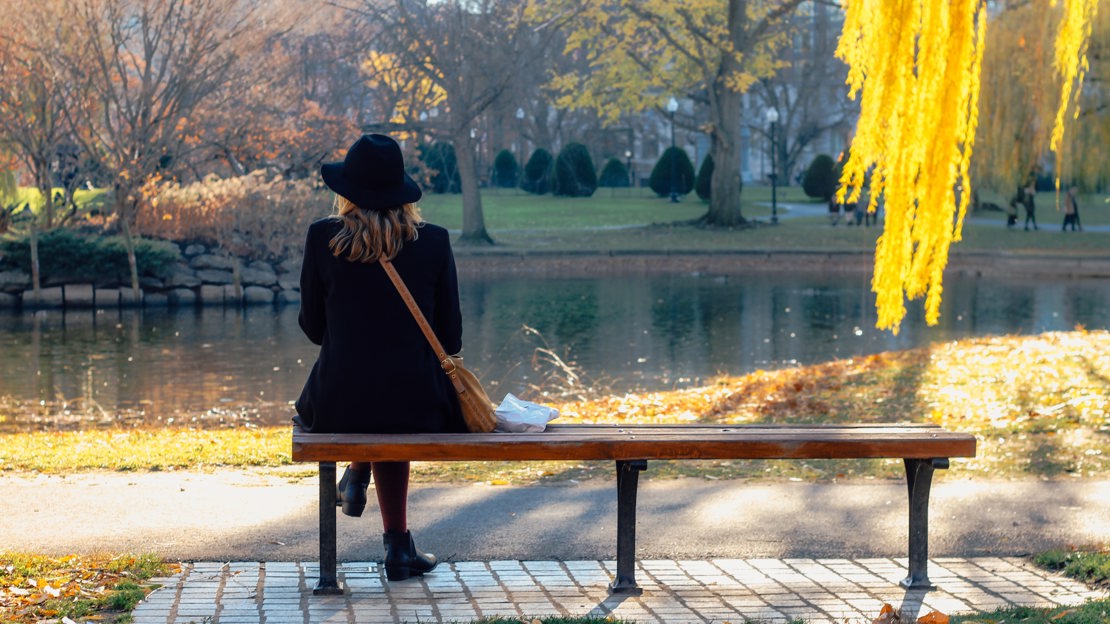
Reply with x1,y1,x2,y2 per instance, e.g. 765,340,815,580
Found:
492,149,519,188
803,154,837,200
553,143,597,197
521,148,554,195
598,158,630,188
695,154,714,200
648,147,695,198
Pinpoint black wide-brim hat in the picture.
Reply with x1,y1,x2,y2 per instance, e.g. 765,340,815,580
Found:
321,134,422,211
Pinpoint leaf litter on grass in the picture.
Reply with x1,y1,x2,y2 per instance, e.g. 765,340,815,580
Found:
1,330,1107,481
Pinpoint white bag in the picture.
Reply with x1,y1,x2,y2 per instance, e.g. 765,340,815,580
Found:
494,393,559,433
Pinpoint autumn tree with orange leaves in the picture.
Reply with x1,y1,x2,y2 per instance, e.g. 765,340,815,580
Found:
49,0,273,297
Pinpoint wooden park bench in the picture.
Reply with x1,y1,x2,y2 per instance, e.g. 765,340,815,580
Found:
292,423,976,595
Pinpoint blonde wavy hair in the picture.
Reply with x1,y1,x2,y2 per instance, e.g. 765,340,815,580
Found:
327,195,423,263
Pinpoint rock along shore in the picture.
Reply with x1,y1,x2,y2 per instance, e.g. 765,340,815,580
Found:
1,245,1108,310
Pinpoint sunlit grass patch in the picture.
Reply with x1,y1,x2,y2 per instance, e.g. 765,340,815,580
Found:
0,553,175,624
1034,549,1110,588
1,330,1107,481
0,426,292,472
950,597,1110,624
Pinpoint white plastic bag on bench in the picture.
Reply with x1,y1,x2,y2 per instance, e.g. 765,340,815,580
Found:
494,393,559,432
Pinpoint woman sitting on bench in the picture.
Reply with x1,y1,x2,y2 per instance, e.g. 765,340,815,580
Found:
294,134,467,581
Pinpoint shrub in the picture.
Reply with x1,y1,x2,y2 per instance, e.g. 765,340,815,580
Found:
137,171,325,262
695,154,714,200
419,141,461,193
521,148,554,195
803,154,837,200
553,143,598,197
492,149,520,188
0,229,179,283
598,158,630,188
648,147,695,198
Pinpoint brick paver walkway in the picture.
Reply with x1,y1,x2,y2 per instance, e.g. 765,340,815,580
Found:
132,557,1105,624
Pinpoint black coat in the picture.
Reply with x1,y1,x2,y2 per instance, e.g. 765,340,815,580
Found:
294,218,466,434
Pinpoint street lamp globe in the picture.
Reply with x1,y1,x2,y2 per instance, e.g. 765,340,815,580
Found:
666,97,679,202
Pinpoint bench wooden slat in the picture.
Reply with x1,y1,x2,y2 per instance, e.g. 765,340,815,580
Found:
292,423,976,463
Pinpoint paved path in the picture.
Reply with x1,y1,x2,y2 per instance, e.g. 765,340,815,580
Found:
4,471,1109,561
133,557,1106,624
4,470,1108,622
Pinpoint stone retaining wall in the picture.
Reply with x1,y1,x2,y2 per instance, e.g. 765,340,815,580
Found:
0,242,301,310
3,245,1107,310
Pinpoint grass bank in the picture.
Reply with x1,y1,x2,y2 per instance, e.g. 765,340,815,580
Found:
416,187,1110,255
0,553,172,624
1,330,1106,481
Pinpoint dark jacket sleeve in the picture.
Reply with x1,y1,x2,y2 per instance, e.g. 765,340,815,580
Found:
298,222,327,345
434,237,463,356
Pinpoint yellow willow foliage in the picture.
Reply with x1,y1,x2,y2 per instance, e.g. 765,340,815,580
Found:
1048,0,1099,190
836,0,987,333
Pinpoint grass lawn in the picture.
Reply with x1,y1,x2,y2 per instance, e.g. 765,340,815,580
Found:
2,330,1106,482
417,187,1110,255
11,186,107,213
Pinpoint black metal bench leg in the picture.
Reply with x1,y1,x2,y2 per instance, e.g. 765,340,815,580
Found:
313,461,344,595
610,459,647,595
901,457,948,589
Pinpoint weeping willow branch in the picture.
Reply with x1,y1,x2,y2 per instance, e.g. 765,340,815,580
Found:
836,0,1096,334
1049,0,1099,189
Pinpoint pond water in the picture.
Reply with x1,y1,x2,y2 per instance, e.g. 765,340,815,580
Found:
1,271,1107,431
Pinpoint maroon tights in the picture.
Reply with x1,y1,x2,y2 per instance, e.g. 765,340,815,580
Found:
349,461,409,533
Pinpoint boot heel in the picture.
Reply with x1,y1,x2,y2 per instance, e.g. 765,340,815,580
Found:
338,466,370,518
384,564,412,581
341,499,366,517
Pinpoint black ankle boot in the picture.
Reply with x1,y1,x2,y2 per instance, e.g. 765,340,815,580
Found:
337,466,371,517
383,530,437,581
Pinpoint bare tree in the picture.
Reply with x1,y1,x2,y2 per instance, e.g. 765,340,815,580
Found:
0,0,76,300
349,0,573,245
749,3,856,186
57,0,265,297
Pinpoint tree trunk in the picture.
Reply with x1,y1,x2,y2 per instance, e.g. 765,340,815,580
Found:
37,171,54,230
28,219,41,304
453,131,494,245
119,205,141,300
705,89,746,227
703,0,748,227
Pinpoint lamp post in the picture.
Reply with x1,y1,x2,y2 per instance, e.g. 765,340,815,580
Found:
625,149,633,188
765,107,779,224
666,96,679,203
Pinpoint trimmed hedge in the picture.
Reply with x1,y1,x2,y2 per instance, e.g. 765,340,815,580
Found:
803,154,837,200
521,148,554,195
598,158,630,188
493,149,519,188
695,154,714,200
553,143,597,197
0,229,180,283
648,147,695,198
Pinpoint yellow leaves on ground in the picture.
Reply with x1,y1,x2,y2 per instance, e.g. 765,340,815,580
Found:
0,553,173,623
873,604,950,624
550,330,1109,478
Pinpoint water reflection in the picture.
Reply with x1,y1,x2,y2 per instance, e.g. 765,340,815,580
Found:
0,272,1106,430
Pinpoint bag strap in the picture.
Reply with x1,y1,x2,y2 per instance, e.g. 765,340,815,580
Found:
379,258,463,389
